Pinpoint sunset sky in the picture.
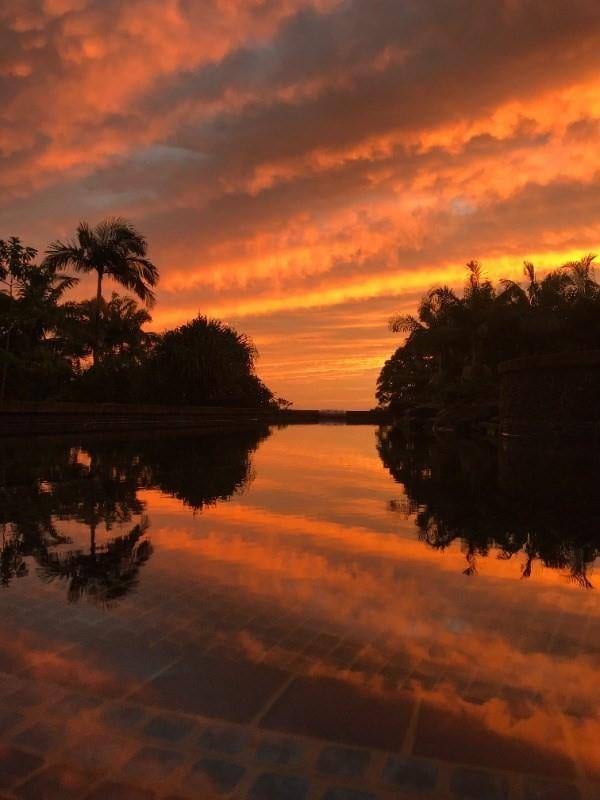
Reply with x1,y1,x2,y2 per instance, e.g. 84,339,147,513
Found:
1,0,599,407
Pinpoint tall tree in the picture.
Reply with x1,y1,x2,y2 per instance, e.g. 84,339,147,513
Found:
0,238,37,402
147,316,276,407
380,255,600,409
43,218,158,363
62,293,153,366
1,238,76,402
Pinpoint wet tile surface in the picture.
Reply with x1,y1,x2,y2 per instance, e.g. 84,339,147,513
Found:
85,781,157,800
414,702,575,777
316,746,370,778
247,771,309,800
382,755,438,792
15,764,94,800
261,676,414,750
143,715,195,744
255,736,305,767
0,427,598,799
449,766,510,800
132,651,288,722
321,790,378,800
0,747,44,790
187,757,246,794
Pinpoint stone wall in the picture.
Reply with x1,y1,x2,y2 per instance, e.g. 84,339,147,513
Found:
0,403,319,436
0,403,390,436
499,350,600,438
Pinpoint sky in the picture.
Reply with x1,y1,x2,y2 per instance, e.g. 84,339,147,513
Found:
1,0,599,408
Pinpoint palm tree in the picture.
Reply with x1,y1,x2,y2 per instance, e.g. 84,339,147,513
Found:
43,218,158,363
0,237,39,402
62,293,153,367
499,261,540,308
562,254,598,300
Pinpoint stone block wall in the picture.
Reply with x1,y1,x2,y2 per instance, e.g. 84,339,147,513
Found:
499,350,600,438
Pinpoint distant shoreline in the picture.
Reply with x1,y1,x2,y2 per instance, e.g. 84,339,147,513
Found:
0,403,391,436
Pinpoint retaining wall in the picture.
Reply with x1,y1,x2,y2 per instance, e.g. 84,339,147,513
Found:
499,351,600,438
0,403,389,436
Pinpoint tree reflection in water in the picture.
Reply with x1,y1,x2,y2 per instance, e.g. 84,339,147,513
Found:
0,425,270,604
36,520,152,607
377,425,600,588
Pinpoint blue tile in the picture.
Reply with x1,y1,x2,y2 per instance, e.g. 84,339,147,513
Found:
521,777,581,800
382,755,437,791
255,737,304,767
198,724,249,755
0,746,43,790
0,710,23,735
123,747,185,781
143,714,194,743
187,758,245,794
321,789,378,800
450,767,509,800
49,693,99,717
12,722,62,754
101,703,146,730
16,764,93,799
317,746,370,779
85,781,156,800
63,735,130,771
248,772,309,800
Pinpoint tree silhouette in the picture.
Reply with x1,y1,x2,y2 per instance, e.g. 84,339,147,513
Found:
378,255,600,409
1,237,77,401
44,218,158,364
63,293,153,366
145,316,276,407
0,426,271,600
1,223,282,406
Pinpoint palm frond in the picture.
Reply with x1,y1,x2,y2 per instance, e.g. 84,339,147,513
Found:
43,241,89,273
390,314,421,333
523,261,536,284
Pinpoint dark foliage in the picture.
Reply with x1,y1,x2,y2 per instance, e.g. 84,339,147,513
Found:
377,256,600,409
143,315,276,407
0,224,281,408
377,425,600,588
0,425,270,602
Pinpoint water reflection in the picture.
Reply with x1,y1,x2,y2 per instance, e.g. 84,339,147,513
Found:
0,425,270,603
378,425,600,588
0,425,598,797
36,520,153,606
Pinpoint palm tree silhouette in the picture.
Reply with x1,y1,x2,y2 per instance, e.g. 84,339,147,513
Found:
43,218,158,363
500,262,540,307
62,293,153,367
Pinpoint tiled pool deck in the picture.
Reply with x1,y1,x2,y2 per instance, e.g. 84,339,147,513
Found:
0,571,598,800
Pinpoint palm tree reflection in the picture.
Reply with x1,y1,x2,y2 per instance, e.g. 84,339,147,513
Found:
36,519,152,607
0,426,270,603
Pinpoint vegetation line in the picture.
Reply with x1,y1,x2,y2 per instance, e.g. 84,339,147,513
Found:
377,255,599,415
0,219,287,409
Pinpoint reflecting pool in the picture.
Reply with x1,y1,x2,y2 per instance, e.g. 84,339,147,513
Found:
0,425,598,799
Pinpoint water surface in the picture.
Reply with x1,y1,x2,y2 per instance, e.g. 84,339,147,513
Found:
0,425,599,799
